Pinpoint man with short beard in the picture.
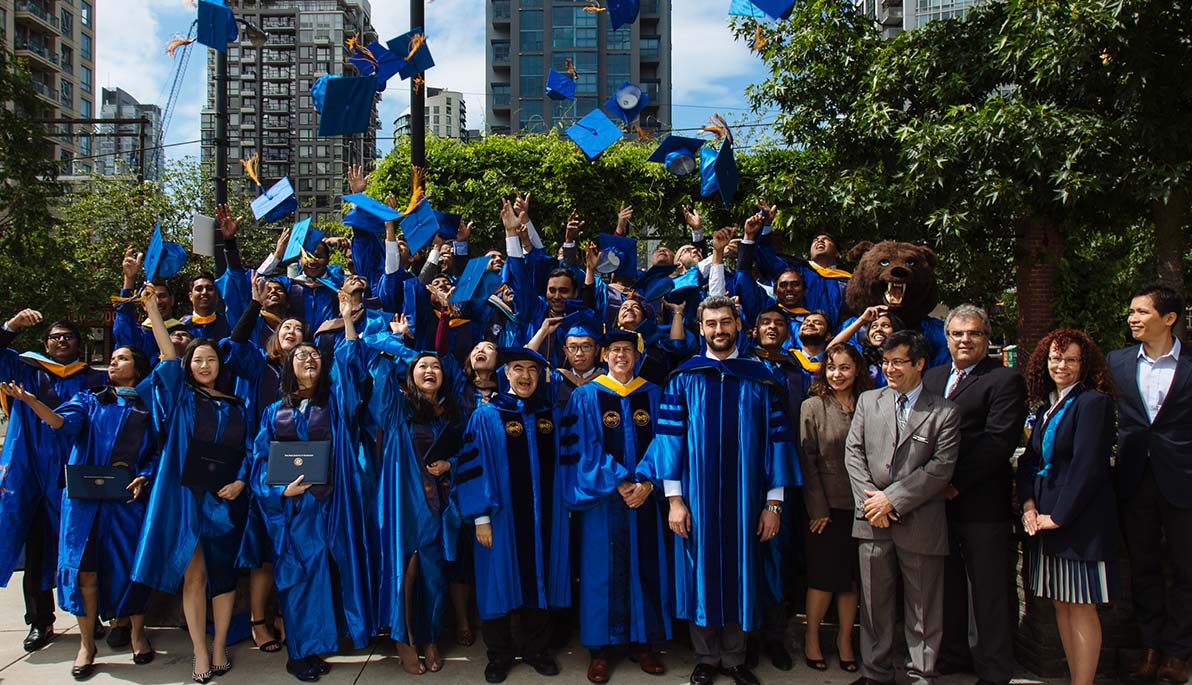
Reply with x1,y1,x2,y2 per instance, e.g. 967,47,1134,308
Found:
637,296,800,685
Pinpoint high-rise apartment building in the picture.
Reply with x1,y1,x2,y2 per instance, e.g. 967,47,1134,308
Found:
95,87,163,181
200,0,379,222
2,0,97,173
485,0,672,136
394,86,468,141
858,0,985,37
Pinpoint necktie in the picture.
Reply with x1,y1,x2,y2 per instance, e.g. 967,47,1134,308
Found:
896,394,909,442
947,368,967,399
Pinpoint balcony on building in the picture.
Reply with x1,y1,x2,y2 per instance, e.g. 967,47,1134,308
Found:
262,16,296,32
492,40,511,65
14,1,61,34
492,0,511,24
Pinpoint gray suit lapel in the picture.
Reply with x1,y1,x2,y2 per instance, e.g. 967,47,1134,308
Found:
896,392,935,450
878,387,898,448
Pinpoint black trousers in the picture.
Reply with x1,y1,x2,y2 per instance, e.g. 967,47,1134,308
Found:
481,607,551,664
23,503,54,627
939,520,1015,683
690,623,746,668
1122,466,1192,659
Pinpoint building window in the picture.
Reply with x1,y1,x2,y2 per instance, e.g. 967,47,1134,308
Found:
492,39,510,62
60,45,74,71
552,7,597,49
519,55,543,94
607,25,631,51
491,82,511,106
60,9,73,37
553,52,597,94
605,53,631,94
518,99,544,133
519,9,543,52
80,66,92,93
640,36,660,59
60,80,73,108
80,98,91,117
81,34,93,61
80,1,91,27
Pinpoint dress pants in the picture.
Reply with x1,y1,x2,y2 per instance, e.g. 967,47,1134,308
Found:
859,540,944,685
690,623,746,668
482,607,551,664
940,520,1015,683
23,504,54,627
1121,466,1192,659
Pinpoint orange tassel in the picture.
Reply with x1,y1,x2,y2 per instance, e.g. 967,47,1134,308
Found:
564,57,578,80
583,0,606,12
166,35,196,56
413,75,424,94
633,124,655,141
346,36,379,69
404,33,426,61
239,153,262,188
701,113,733,144
754,23,768,51
403,167,426,216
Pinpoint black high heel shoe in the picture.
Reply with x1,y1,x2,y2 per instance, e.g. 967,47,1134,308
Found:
192,656,213,684
212,649,233,676
132,638,155,665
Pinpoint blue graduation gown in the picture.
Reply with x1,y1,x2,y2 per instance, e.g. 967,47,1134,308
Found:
251,339,376,659
275,266,345,333
561,377,671,649
112,295,161,363
636,355,801,631
55,386,157,618
0,349,105,590
454,393,570,619
181,312,230,342
131,360,250,596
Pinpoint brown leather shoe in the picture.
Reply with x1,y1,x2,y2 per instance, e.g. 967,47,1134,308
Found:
587,657,611,684
636,651,665,675
1158,656,1189,685
1133,649,1164,682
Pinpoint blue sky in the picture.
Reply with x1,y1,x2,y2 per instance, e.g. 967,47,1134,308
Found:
93,0,772,164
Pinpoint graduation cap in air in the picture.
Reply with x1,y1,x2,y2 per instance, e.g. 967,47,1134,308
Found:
746,0,796,20
342,193,401,235
728,0,768,17
144,223,188,283
604,81,649,125
346,39,404,92
664,265,703,303
701,139,739,208
556,309,603,345
545,69,577,101
387,28,435,80
596,233,638,276
566,109,623,161
433,209,462,240
646,135,704,176
449,256,503,306
282,218,324,264
605,0,641,30
251,177,298,224
632,263,678,302
311,75,377,137
497,347,549,368
399,199,440,255
196,0,238,52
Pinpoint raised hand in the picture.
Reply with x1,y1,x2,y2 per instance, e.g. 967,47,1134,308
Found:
500,198,521,235
5,309,43,331
565,210,584,243
456,218,474,243
615,201,633,236
512,187,531,225
347,163,369,194
390,313,411,338
274,225,293,258
0,382,35,404
681,205,701,232
743,212,764,240
214,203,242,241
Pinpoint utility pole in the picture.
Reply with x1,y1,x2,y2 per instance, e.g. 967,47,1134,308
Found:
410,0,426,169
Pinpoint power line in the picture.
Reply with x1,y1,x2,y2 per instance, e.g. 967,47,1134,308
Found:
64,138,202,165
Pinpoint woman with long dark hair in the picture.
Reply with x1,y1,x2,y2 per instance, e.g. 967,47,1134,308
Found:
0,346,157,680
830,306,904,388
799,343,870,672
132,291,250,683
1018,329,1119,685
251,291,375,682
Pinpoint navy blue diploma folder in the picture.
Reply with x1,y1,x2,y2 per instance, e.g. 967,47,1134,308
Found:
65,464,133,500
266,440,332,486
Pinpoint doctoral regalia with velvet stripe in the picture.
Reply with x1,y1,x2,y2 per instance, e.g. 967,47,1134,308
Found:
454,392,570,619
636,355,801,631
561,375,672,649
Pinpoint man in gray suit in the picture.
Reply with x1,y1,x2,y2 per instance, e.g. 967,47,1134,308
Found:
845,329,961,685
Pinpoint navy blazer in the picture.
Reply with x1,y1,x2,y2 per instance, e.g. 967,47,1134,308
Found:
1109,342,1192,507
1016,385,1119,562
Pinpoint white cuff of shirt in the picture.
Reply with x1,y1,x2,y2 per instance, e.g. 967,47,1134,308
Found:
690,229,703,243
741,239,756,245
474,516,491,526
505,236,525,259
766,487,784,502
663,480,682,498
562,241,576,249
384,240,401,274
697,254,713,278
258,253,280,276
761,224,773,235
454,241,468,256
708,263,726,298
525,219,544,250
426,248,440,265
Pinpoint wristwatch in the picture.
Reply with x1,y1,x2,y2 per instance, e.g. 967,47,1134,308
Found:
765,503,782,515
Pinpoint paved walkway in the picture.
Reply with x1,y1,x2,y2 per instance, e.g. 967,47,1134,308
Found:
0,573,1060,684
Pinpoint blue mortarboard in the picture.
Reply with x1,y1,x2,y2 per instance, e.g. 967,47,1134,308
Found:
700,138,739,208
196,0,238,52
347,41,404,92
557,310,603,343
597,234,638,276
387,28,435,80
250,177,298,224
450,256,503,305
646,135,705,176
607,0,641,30
313,75,377,137
728,0,767,17
545,69,577,101
604,81,649,125
282,218,324,263
433,209,462,240
748,0,796,20
603,329,644,351
633,264,678,302
664,265,703,304
400,200,440,255
144,223,188,282
342,193,401,235
566,109,623,161
498,347,549,368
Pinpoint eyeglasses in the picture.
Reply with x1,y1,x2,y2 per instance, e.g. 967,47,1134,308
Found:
1047,356,1081,367
47,333,77,342
566,343,596,354
881,358,913,368
946,330,987,340
294,350,321,362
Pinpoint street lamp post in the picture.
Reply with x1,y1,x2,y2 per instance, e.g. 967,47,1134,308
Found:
213,18,268,209
410,0,426,170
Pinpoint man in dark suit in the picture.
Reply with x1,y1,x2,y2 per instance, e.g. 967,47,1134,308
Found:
1109,284,1192,685
845,330,961,685
923,305,1027,685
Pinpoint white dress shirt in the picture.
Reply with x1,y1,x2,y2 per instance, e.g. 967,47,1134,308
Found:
1138,337,1181,423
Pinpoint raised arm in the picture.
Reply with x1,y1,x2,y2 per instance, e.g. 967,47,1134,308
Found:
0,382,64,429
144,289,177,360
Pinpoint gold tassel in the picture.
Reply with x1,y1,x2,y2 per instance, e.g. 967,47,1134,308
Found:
701,113,733,144
754,23,768,51
413,75,425,94
564,57,578,81
346,36,379,69
240,153,262,188
166,35,196,56
404,33,426,61
583,0,606,13
109,283,153,306
633,124,655,141
403,166,426,216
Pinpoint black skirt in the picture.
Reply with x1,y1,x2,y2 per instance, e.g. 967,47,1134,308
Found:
804,508,859,594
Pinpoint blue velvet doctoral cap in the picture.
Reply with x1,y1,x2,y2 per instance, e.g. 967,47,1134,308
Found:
633,263,678,302
347,40,404,91
313,75,377,137
646,135,705,176
747,0,796,20
604,81,649,125
196,0,238,52
342,193,401,234
700,137,739,208
607,0,641,30
399,200,440,255
597,233,639,276
566,109,623,160
282,218,323,263
145,224,188,282
387,27,435,80
449,256,503,306
498,347,549,368
545,69,577,100
251,177,298,224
